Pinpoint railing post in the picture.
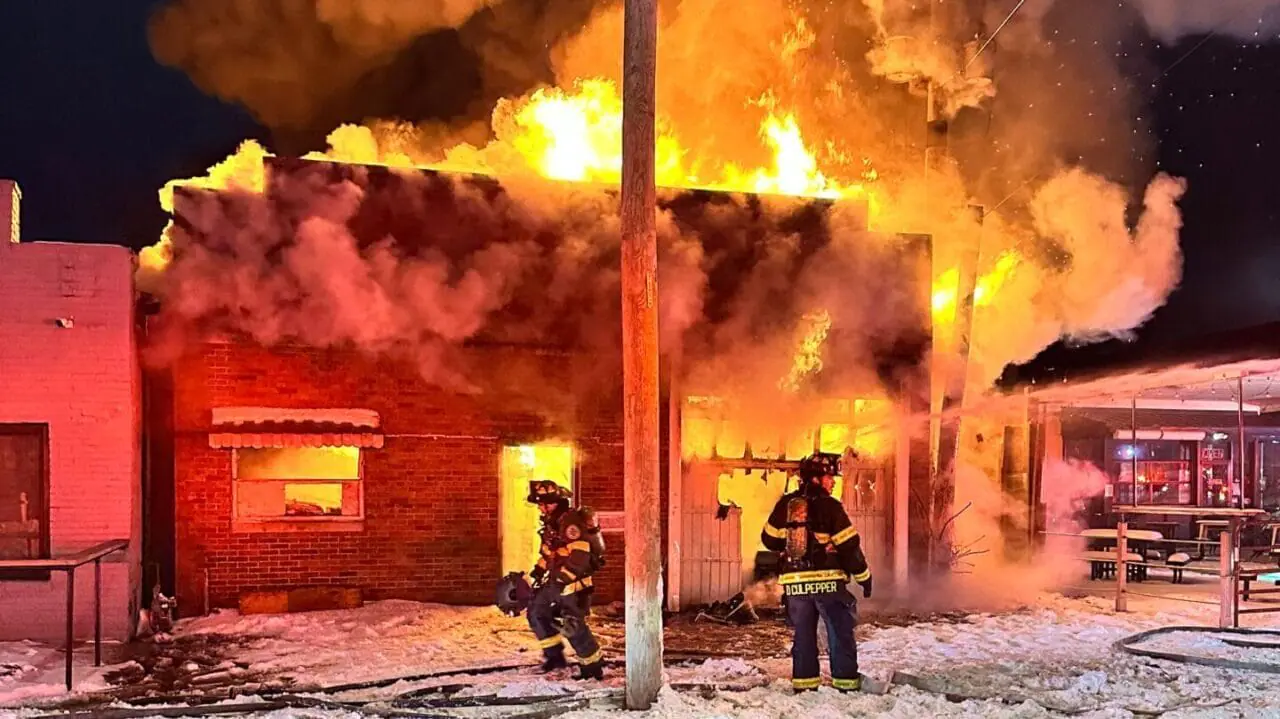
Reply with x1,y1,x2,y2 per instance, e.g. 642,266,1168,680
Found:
1116,521,1128,612
94,557,102,667
1220,522,1235,629
65,566,75,690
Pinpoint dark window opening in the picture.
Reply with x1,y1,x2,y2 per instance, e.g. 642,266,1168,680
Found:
0,423,51,581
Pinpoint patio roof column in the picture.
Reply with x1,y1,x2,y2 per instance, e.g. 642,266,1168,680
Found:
1130,395,1138,507
1238,375,1246,510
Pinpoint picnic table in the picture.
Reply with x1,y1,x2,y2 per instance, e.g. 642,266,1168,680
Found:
1081,528,1164,582
1197,520,1231,560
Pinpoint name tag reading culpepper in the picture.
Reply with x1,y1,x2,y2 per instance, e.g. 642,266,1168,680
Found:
785,580,842,597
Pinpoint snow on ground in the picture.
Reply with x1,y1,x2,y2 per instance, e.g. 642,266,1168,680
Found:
178,599,535,684
7,589,1280,716
0,641,114,707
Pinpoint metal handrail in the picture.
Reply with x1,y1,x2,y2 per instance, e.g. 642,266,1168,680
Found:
0,539,129,689
0,539,127,570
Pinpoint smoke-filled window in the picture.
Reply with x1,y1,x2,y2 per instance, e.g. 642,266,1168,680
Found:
233,447,363,521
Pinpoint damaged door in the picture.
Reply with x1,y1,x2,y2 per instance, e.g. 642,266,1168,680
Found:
678,462,742,608
841,457,891,573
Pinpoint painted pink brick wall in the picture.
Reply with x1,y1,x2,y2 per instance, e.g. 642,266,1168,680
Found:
0,241,141,642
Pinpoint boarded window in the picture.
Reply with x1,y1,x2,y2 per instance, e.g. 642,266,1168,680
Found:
233,447,363,520
0,424,49,580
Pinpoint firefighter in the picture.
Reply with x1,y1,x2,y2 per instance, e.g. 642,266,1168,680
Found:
761,452,872,693
525,481,606,680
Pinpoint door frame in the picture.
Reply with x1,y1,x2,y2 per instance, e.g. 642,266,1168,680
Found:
0,422,51,579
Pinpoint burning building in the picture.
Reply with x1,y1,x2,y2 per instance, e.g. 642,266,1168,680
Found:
141,156,935,615
134,0,1201,614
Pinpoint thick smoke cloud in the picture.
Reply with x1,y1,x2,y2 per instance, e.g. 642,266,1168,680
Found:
1128,0,1280,43
150,160,924,416
147,0,1192,396
148,0,599,142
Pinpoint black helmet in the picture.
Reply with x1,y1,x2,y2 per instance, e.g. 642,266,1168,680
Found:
798,452,842,481
495,572,534,616
527,480,572,505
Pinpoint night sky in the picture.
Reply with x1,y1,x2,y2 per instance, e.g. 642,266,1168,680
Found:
2,1,1279,353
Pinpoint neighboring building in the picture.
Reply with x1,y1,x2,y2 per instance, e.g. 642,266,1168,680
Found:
0,180,142,641
1016,322,1280,539
150,159,933,615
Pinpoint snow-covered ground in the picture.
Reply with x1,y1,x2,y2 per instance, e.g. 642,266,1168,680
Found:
5,588,1280,717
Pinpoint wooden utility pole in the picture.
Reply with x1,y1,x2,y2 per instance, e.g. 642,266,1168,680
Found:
620,0,663,708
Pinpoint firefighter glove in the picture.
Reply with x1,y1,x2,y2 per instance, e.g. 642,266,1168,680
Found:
860,576,872,599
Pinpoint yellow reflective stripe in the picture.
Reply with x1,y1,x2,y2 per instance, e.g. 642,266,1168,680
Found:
852,569,871,583
832,677,862,691
778,569,847,585
560,568,578,580
579,649,603,665
813,532,831,543
541,545,554,557
566,541,591,552
538,635,564,649
792,677,821,689
536,558,547,569
832,526,858,545
763,523,786,539
562,577,594,595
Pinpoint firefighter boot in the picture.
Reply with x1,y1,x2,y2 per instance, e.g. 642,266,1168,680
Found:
579,659,605,680
540,644,569,672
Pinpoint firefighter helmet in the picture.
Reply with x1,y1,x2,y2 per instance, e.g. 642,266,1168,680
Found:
495,571,534,616
527,480,572,505
798,452,842,480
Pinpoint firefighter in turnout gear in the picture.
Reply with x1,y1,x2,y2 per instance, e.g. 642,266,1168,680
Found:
524,480,606,680
761,452,872,693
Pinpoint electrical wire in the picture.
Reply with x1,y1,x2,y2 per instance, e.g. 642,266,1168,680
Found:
965,0,1028,73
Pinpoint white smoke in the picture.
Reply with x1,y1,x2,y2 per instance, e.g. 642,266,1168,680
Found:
1128,0,1280,43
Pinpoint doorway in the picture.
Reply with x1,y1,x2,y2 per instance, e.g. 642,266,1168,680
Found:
0,423,50,580
499,445,575,575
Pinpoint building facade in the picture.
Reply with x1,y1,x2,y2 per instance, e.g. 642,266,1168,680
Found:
156,340,657,615
0,234,141,642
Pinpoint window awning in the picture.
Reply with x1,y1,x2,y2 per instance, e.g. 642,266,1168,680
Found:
209,432,384,449
212,407,380,428
210,407,384,449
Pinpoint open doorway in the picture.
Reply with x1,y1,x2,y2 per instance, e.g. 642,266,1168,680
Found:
499,445,575,575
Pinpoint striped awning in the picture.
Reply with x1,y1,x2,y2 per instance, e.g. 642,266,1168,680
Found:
212,407,380,428
209,432,384,449
209,407,384,449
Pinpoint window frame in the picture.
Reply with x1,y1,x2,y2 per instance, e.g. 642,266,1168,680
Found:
0,422,51,581
231,447,366,525
1107,439,1196,507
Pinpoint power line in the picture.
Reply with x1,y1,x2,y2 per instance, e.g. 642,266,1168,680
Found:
1159,3,1278,78
965,0,1028,73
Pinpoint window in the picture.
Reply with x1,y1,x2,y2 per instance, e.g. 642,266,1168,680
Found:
0,424,49,580
1108,440,1193,506
233,447,363,522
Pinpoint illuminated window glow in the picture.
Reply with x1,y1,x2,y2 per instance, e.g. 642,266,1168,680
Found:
500,444,574,574
234,447,363,520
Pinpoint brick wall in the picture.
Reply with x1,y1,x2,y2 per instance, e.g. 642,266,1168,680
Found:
170,341,631,613
0,241,141,642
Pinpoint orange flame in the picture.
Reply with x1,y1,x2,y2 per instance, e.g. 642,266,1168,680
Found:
779,309,832,393
931,251,1020,323
145,79,877,273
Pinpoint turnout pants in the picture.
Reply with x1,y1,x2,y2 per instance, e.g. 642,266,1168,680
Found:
527,584,603,665
786,587,859,691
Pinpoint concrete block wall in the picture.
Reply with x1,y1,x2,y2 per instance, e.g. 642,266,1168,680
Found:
0,240,141,642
